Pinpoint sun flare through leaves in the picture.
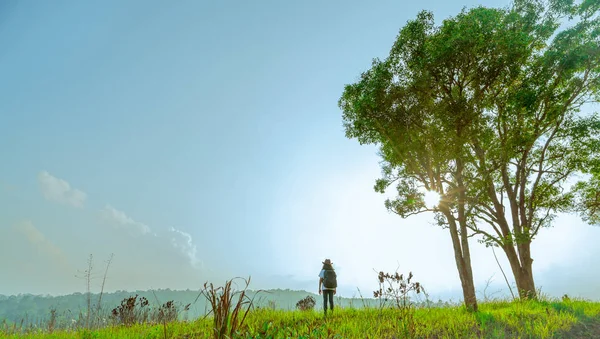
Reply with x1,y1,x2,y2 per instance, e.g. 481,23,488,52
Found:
423,190,441,209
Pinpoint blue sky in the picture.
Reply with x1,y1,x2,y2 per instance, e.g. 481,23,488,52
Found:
1,0,599,300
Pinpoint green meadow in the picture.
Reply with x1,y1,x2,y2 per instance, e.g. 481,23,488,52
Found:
2,297,599,338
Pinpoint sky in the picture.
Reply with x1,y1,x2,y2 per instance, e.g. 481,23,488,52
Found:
1,0,599,301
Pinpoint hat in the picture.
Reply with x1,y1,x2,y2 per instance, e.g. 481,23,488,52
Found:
322,259,333,265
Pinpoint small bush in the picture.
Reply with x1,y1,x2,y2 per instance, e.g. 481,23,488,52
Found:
154,300,190,324
296,296,316,311
110,294,150,326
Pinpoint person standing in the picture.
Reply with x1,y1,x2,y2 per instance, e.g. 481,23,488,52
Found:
318,258,337,316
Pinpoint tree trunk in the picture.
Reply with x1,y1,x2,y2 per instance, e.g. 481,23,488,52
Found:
492,166,538,300
502,241,536,299
457,257,478,312
515,267,536,299
455,158,478,311
442,207,478,312
511,241,536,299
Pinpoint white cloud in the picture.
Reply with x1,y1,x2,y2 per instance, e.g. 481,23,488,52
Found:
38,171,87,208
101,205,151,236
170,227,202,268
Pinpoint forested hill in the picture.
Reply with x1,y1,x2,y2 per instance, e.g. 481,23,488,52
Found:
1,288,424,324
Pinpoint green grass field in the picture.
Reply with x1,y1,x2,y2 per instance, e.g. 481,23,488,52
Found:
2,298,599,339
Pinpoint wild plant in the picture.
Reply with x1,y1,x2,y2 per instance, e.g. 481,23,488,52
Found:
195,276,261,339
373,270,423,337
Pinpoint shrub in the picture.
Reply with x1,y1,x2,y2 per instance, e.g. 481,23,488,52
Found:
296,296,316,311
110,294,150,326
153,300,190,324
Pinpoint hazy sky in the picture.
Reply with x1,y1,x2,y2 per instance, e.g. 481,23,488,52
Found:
1,0,599,301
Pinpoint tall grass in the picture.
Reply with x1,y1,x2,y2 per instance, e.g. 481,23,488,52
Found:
193,276,262,339
2,294,599,338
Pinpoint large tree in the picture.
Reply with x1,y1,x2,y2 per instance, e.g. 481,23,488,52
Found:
339,0,600,306
456,0,600,299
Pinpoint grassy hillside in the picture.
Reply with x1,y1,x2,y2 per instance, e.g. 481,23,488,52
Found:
2,298,599,338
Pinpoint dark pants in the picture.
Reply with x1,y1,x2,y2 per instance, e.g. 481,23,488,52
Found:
323,289,334,314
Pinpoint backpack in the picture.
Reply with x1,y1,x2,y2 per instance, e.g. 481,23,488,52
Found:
323,269,337,289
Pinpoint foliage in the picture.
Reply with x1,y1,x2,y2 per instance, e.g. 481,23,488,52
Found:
574,174,600,225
